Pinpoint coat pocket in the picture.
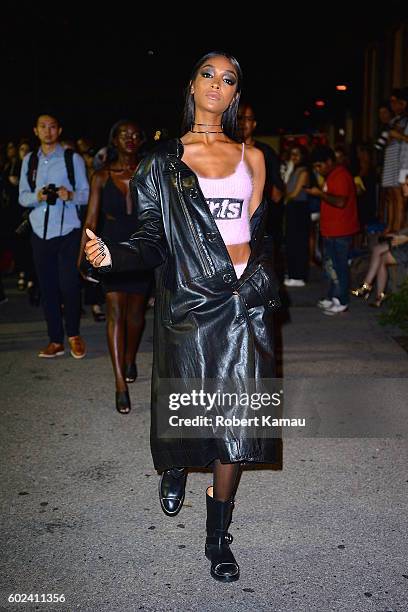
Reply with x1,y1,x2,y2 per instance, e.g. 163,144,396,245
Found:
235,260,281,311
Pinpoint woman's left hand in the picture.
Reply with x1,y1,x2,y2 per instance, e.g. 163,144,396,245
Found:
84,228,112,267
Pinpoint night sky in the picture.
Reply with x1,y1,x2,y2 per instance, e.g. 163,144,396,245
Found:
2,3,407,146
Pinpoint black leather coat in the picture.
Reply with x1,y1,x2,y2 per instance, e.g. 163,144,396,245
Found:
105,139,281,471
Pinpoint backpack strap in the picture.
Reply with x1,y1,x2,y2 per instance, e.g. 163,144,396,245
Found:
62,147,81,232
64,148,76,190
27,149,40,192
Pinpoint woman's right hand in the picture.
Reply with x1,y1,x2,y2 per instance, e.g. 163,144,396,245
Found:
84,228,112,267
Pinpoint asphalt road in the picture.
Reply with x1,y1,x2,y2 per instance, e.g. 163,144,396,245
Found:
1,272,407,612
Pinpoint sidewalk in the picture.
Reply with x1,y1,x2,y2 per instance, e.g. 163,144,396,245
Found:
0,273,407,612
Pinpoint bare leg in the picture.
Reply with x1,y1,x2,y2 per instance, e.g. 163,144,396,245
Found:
125,293,148,365
105,292,127,393
376,251,396,295
213,459,240,502
365,243,392,285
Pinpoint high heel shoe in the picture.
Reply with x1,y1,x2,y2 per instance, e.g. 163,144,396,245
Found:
92,306,106,322
369,292,387,308
125,363,137,383
116,389,131,414
351,282,372,299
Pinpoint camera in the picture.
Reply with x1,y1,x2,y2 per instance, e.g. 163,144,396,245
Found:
42,183,59,205
374,130,389,151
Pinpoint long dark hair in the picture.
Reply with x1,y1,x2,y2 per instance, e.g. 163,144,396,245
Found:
181,51,243,141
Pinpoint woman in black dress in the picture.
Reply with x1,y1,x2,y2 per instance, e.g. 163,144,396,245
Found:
85,53,281,582
78,120,152,413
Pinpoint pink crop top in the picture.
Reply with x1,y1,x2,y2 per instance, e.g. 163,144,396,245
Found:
197,143,253,246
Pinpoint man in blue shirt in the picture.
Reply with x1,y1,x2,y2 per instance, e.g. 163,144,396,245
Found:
19,113,89,358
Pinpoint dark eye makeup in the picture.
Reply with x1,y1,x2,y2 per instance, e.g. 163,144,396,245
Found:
199,70,236,86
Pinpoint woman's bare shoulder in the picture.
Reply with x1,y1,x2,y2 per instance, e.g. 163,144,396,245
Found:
244,143,265,171
245,143,264,160
92,168,109,185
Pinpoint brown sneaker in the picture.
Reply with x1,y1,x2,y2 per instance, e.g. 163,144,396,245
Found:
68,335,86,359
38,342,65,358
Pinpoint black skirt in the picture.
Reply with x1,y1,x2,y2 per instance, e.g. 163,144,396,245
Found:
101,218,153,295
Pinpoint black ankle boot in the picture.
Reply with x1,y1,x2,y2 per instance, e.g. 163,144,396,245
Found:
205,487,239,582
159,467,186,516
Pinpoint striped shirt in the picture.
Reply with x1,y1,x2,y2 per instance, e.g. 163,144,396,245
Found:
381,115,408,188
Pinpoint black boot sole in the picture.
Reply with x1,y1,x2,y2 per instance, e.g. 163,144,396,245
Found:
205,548,240,582
210,567,240,583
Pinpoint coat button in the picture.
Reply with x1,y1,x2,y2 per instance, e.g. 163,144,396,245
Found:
223,273,232,284
168,162,177,171
235,313,244,322
189,188,198,198
206,232,217,242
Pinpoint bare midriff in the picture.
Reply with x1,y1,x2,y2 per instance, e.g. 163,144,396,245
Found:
227,242,251,266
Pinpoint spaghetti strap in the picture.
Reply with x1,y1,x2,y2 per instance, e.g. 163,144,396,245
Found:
241,142,245,161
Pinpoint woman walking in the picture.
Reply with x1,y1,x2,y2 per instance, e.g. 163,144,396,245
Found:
78,120,152,413
85,52,281,581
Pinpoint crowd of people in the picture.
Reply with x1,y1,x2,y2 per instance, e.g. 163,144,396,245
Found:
1,89,408,373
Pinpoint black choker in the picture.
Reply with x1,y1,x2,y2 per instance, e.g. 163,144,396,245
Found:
190,122,223,134
190,129,224,134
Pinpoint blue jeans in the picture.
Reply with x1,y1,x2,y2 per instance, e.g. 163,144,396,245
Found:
322,236,352,306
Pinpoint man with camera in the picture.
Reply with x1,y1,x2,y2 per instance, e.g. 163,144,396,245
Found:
19,113,89,358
